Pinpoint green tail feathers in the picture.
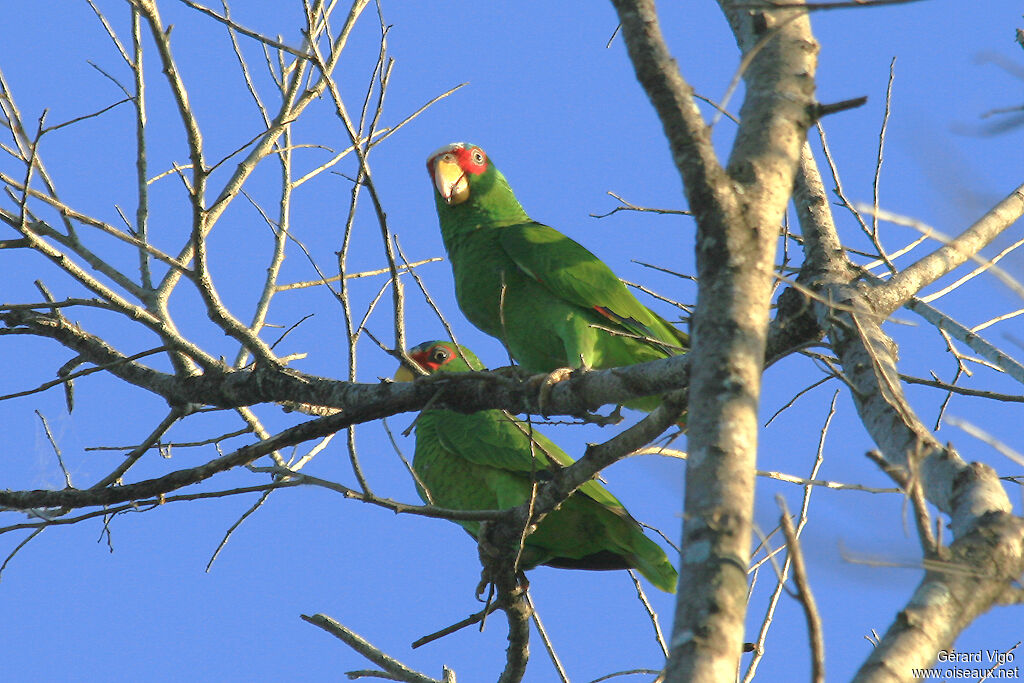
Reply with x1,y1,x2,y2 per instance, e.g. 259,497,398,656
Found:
629,535,679,594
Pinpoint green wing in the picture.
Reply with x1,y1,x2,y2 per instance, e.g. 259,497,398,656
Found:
498,223,686,351
431,408,627,510
421,406,678,593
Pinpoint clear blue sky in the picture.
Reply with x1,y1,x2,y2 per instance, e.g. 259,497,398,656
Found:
2,2,1023,681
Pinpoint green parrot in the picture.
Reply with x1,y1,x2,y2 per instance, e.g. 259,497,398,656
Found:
394,340,678,593
425,142,688,404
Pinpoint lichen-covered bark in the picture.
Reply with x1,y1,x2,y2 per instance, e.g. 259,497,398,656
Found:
610,1,819,680
793,120,1024,683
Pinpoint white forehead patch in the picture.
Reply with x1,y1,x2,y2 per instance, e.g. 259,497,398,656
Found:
427,141,470,161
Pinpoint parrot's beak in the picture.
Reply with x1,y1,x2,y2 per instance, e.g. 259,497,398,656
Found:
433,157,469,205
394,365,417,382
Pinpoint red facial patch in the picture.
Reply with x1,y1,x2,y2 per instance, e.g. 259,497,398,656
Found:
410,343,457,373
410,350,441,373
428,144,488,177
451,146,488,175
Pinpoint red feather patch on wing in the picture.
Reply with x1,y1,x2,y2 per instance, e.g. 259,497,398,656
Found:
593,306,654,337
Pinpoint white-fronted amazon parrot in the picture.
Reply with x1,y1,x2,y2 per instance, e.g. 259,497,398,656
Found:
425,142,688,411
394,340,677,593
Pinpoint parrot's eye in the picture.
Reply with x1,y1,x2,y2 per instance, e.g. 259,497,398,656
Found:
471,149,485,166
431,348,450,364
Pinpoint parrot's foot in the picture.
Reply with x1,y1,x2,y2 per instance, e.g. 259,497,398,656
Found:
532,366,576,416
475,575,494,602
528,368,625,425
475,571,529,603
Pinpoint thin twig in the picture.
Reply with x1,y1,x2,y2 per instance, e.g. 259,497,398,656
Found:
175,0,313,60
35,411,72,489
628,569,669,658
777,497,825,683
89,409,185,489
526,591,570,683
945,416,1024,467
275,257,442,291
411,603,501,649
301,613,453,683
0,528,46,579
869,57,897,274
206,488,274,571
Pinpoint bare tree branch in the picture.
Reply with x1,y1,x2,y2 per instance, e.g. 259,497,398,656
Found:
793,104,1024,680
777,497,825,683
301,613,455,683
608,1,819,679
874,182,1024,314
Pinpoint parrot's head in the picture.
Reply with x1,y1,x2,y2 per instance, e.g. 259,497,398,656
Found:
393,340,484,381
426,143,528,226
426,142,489,206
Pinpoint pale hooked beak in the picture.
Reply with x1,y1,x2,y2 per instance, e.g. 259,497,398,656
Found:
432,155,469,205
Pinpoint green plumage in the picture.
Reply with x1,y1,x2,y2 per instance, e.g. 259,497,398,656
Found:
427,143,688,384
399,341,677,593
